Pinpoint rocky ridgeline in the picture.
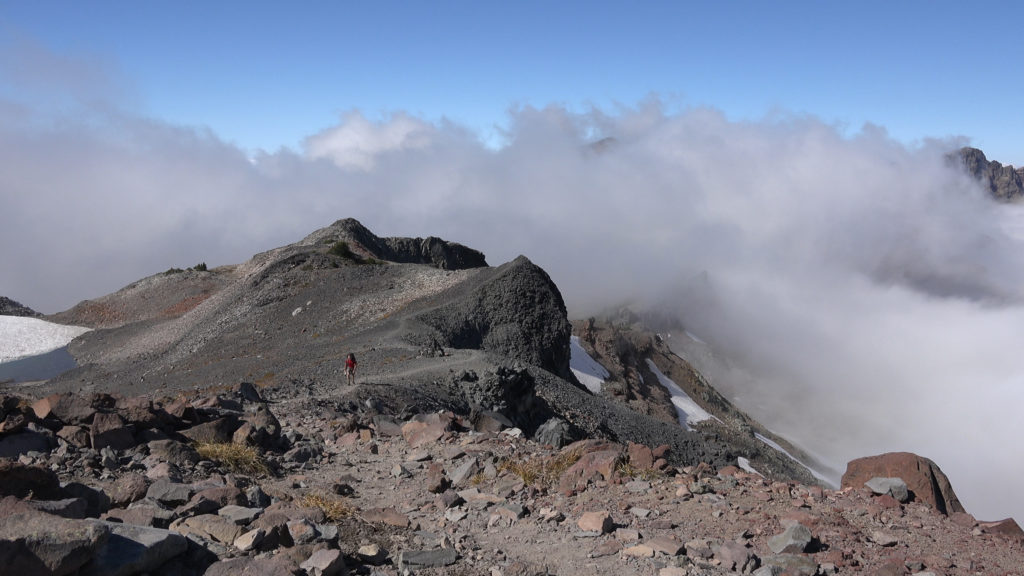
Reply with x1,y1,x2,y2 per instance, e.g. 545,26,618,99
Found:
955,147,1024,201
1,383,1022,576
0,296,42,317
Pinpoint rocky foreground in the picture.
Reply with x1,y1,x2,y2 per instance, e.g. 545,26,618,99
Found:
1,382,1021,576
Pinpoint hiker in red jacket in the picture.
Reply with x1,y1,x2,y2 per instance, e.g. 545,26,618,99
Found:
344,353,357,385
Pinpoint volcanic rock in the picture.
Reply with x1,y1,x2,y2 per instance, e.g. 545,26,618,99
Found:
842,452,965,515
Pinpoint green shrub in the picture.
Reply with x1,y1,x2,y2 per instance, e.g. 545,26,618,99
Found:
192,262,208,272
328,241,356,260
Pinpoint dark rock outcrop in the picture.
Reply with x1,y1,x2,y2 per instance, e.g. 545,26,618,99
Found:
417,255,572,378
307,218,487,270
841,452,965,515
0,296,41,317
954,147,1024,201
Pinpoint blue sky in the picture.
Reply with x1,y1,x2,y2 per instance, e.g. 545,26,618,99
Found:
3,1,1023,162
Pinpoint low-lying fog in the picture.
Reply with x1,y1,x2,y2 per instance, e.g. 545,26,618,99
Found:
4,98,1023,521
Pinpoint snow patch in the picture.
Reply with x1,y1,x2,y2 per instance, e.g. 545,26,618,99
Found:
755,433,832,485
569,335,609,394
737,457,762,476
0,316,91,363
645,358,715,430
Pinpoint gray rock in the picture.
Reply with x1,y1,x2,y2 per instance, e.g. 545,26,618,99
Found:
218,504,263,525
534,417,572,448
147,439,200,467
716,540,759,572
767,523,812,554
235,382,264,403
171,513,243,545
146,478,194,507
62,481,111,517
300,548,346,576
0,497,108,576
25,497,88,519
80,520,188,576
179,416,241,444
762,554,818,576
233,527,265,551
399,547,459,569
449,457,479,486
865,476,909,503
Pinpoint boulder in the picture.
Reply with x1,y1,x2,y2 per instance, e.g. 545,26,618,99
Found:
767,523,812,554
0,496,109,576
978,517,1024,539
300,548,346,576
32,393,96,424
147,439,200,467
179,415,241,444
577,511,614,533
417,255,572,379
842,452,965,515
108,472,149,507
79,520,188,576
0,460,64,499
533,417,572,448
90,412,135,451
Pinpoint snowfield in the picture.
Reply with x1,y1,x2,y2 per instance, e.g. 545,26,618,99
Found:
755,432,833,485
645,358,715,431
569,335,609,394
0,316,91,364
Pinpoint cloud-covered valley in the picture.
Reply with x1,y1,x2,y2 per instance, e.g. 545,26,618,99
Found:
3,81,1024,522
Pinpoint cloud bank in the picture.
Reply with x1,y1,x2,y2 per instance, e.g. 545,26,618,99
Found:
3,69,1024,521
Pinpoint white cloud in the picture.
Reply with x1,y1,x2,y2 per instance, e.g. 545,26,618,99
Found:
3,53,1024,523
304,111,435,170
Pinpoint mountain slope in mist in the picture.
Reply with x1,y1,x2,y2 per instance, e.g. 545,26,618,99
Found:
34,218,822,485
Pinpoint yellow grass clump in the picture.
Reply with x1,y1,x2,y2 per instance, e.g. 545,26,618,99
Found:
194,442,270,476
300,493,356,522
499,447,583,488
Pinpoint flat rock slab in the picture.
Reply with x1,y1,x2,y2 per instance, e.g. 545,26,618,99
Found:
80,520,188,576
0,497,108,576
399,548,458,569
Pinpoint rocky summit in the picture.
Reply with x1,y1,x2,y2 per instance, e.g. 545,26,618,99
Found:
1,219,1022,575
954,147,1024,201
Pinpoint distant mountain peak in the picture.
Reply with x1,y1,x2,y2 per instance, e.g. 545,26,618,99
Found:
953,147,1024,201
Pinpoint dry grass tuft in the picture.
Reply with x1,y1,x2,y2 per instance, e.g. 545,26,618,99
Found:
499,447,583,488
195,442,270,476
616,461,664,481
301,493,356,522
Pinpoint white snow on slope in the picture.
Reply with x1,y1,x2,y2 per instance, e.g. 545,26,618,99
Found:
645,358,715,431
569,335,609,394
755,432,833,485
0,316,91,363
737,457,762,476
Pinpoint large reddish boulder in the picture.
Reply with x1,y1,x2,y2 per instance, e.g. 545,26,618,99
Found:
33,393,97,424
841,452,965,515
